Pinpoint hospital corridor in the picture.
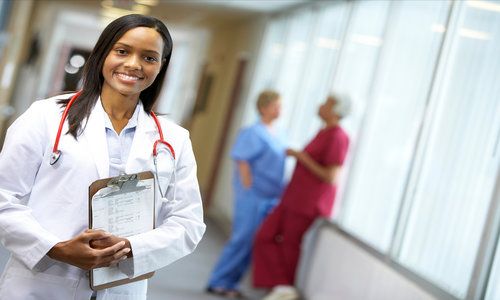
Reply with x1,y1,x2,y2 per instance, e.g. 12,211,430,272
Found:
0,0,499,299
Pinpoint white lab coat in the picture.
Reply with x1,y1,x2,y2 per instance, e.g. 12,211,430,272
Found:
0,94,206,300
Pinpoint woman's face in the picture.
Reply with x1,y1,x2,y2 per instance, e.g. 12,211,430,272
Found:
102,27,164,98
261,98,282,121
318,97,335,121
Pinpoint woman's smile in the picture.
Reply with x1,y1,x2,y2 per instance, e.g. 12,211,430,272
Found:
114,72,144,83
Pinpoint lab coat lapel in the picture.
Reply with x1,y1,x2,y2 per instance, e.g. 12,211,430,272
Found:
126,106,157,173
81,99,109,179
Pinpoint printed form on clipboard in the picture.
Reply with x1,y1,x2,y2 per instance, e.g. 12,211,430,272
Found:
88,171,156,290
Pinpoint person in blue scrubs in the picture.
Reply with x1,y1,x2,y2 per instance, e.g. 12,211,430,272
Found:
207,90,286,298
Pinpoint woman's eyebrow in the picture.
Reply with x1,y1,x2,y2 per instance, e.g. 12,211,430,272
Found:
114,42,161,56
143,49,161,56
114,42,131,48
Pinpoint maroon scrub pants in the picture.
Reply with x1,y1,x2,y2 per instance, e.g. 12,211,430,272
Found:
252,204,316,288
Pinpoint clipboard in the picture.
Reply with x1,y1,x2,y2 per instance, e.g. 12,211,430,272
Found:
88,171,156,291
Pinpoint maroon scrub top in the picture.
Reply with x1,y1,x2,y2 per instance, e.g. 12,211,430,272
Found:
281,125,349,217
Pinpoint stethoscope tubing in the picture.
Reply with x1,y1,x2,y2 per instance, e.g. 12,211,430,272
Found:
50,90,82,165
49,90,176,199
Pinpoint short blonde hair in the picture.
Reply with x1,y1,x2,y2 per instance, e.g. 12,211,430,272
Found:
256,90,280,115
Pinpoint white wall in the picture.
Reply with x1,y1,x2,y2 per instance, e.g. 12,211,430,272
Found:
188,18,268,229
297,220,451,300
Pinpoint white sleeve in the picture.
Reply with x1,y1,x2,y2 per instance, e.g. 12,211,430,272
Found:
0,101,61,270
119,132,206,278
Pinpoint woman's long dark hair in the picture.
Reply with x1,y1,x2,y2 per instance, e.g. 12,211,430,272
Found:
58,14,173,138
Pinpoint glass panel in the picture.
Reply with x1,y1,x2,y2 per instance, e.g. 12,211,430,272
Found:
242,3,350,178
340,0,450,251
286,4,350,148
331,0,390,218
272,9,315,134
242,17,288,126
486,236,500,300
398,1,500,297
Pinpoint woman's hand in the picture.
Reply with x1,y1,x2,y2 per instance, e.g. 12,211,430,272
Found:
287,148,340,183
47,229,130,270
237,161,253,189
90,234,132,258
286,148,300,158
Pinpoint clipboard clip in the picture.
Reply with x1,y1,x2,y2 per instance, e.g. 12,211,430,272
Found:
107,174,138,189
107,174,141,193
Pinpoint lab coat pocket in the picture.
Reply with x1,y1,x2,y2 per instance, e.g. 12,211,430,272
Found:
0,267,79,300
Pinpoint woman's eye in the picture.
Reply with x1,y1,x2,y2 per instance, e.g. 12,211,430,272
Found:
115,49,127,55
145,56,159,63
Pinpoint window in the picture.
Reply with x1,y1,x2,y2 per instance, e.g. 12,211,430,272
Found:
486,238,500,299
239,0,500,298
332,0,390,219
241,15,288,126
339,0,451,251
396,1,500,296
242,2,350,175
284,4,349,147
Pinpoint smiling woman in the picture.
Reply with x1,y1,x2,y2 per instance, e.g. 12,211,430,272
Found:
0,14,205,300
102,27,163,96
59,14,173,139
101,26,165,134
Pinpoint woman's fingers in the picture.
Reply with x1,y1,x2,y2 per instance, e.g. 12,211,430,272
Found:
90,237,113,249
82,229,111,242
89,234,125,250
94,247,131,268
95,240,126,256
108,248,131,266
114,247,131,259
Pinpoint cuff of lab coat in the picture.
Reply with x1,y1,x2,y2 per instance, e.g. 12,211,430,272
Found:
33,255,57,272
118,234,149,279
29,235,61,271
118,257,134,278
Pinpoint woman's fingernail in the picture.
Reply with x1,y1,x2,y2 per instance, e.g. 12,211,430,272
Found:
123,248,131,253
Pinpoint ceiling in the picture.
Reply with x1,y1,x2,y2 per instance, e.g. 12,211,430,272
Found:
99,0,310,27
186,0,308,12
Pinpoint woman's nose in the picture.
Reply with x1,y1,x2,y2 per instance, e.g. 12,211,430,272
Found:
124,54,142,70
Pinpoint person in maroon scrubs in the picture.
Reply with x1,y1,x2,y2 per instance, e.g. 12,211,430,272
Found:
252,93,351,300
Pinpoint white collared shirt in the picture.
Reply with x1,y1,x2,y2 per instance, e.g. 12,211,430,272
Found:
102,101,141,177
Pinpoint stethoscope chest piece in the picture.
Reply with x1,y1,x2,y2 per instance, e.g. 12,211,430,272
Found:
50,150,62,165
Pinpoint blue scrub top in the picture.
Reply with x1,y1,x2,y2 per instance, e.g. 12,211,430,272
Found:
231,122,287,198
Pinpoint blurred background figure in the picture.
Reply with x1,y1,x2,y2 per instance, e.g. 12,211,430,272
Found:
207,90,286,298
253,94,350,300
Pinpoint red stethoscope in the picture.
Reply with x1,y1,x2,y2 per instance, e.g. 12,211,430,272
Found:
50,90,176,198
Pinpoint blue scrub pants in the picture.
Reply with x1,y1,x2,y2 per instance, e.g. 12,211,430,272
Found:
208,187,277,290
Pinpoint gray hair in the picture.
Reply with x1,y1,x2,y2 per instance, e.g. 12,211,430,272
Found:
329,92,352,118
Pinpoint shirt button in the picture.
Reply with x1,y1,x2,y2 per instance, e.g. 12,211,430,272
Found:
274,234,284,243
